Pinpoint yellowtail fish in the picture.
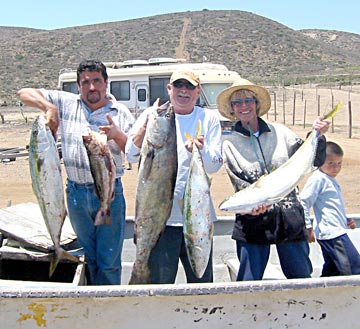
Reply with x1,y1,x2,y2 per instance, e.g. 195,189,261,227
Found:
183,121,215,278
29,115,80,276
129,103,177,284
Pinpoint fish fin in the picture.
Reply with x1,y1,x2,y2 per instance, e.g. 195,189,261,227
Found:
184,120,202,140
153,98,160,108
207,175,212,187
321,101,342,120
195,120,202,138
178,198,184,214
94,208,112,226
129,262,151,284
185,132,192,141
49,253,60,277
49,247,81,277
140,146,155,179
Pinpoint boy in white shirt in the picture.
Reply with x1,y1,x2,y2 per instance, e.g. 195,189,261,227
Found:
301,141,360,276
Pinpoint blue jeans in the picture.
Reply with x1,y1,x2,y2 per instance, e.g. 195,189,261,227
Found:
236,240,312,281
66,178,126,285
149,226,213,284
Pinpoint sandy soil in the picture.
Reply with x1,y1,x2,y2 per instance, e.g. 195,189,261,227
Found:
1,85,360,216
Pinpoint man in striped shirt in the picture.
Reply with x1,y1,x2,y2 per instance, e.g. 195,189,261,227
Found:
18,60,134,285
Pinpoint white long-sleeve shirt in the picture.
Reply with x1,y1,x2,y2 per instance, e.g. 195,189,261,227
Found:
125,104,223,226
300,169,348,240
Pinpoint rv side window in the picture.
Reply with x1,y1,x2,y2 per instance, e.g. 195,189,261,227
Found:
149,77,170,106
110,81,130,101
63,82,79,94
138,89,146,102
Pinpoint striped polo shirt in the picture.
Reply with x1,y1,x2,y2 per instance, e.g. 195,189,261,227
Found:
40,89,134,184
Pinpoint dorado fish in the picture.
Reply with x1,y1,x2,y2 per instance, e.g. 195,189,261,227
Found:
183,121,215,278
83,130,116,226
219,102,342,213
29,115,80,277
129,103,177,285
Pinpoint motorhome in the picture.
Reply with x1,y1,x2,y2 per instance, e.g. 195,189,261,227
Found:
57,57,240,127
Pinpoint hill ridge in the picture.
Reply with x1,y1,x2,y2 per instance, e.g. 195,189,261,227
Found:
1,9,359,104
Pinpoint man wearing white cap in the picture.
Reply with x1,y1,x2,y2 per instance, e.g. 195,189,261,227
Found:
217,78,330,281
126,70,223,284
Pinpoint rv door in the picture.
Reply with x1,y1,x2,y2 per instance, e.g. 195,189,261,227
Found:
134,84,148,118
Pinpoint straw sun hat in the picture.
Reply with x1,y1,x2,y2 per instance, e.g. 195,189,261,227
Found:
217,78,271,121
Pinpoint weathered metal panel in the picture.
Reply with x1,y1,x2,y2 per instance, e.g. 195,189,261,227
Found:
0,276,359,328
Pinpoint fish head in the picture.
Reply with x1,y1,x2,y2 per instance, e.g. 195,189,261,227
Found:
30,115,54,153
146,105,176,147
83,130,108,154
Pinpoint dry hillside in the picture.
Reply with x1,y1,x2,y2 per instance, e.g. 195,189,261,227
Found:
0,9,359,105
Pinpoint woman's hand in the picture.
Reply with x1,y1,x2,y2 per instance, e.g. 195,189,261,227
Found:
312,118,330,136
250,204,271,215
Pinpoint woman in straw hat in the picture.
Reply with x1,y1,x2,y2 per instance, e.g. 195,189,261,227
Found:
217,78,330,281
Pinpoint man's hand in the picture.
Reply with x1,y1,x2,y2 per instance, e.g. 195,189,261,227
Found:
185,135,204,152
45,104,60,139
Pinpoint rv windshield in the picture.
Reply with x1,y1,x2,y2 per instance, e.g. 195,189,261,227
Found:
199,83,232,108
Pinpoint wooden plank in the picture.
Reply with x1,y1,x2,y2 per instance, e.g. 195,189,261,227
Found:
0,202,77,252
0,152,28,160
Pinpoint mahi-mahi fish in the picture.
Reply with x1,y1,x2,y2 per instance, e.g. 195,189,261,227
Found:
183,121,215,278
83,130,116,226
29,115,80,277
129,103,177,285
219,102,342,213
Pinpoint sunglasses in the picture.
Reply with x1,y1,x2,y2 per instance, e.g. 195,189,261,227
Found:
231,98,257,107
172,80,197,90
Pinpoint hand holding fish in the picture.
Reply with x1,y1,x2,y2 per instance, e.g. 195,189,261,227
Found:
185,135,204,152
250,204,271,215
45,103,60,138
132,115,149,148
312,117,330,136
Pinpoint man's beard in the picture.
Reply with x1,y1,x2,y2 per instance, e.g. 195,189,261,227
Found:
86,91,101,104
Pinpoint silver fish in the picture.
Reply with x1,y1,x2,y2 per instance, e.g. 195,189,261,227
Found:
183,121,215,278
83,130,116,226
29,115,80,276
129,103,177,285
219,102,342,213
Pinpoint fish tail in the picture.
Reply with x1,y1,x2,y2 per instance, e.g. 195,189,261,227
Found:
49,247,81,277
94,208,112,226
321,101,342,120
129,263,151,285
185,120,202,140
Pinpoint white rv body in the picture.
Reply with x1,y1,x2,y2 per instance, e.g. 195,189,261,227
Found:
57,58,240,124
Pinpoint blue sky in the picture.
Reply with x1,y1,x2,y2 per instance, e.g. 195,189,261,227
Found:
2,0,359,34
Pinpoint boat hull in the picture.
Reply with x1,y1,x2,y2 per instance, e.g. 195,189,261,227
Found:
1,275,360,328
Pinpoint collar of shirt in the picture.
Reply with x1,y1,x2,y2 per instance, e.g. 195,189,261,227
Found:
234,117,271,137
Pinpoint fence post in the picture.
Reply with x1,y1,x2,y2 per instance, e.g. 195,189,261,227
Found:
274,92,277,121
348,100,352,138
331,94,334,133
283,92,286,124
292,91,296,125
303,100,307,129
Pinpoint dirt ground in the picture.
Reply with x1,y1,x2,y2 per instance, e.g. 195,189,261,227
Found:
1,85,360,217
